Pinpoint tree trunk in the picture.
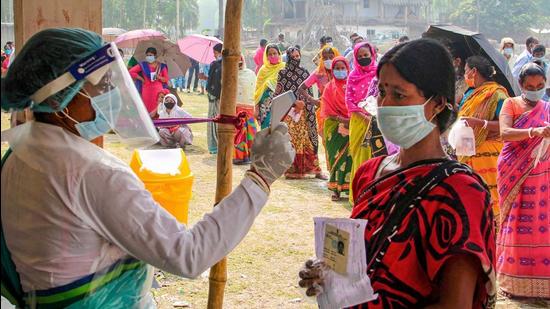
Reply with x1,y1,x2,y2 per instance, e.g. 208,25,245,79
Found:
143,0,147,28
207,0,243,308
176,0,180,39
218,0,224,38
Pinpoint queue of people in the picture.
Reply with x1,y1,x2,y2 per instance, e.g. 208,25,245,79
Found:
95,31,550,305
299,36,549,307
1,27,548,308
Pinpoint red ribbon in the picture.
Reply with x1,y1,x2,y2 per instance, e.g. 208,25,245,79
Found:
212,111,247,129
153,111,248,130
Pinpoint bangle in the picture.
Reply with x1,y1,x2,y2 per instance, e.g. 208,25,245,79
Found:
482,120,488,129
528,127,534,138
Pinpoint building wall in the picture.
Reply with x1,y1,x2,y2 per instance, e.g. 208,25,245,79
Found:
358,0,380,18
342,0,424,21
382,5,401,19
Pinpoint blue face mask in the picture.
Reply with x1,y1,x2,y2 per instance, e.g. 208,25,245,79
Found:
5,49,12,55
376,96,437,149
523,88,545,103
333,69,348,80
146,55,155,63
65,88,122,141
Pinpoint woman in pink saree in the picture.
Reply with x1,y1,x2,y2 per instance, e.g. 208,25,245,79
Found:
497,63,550,299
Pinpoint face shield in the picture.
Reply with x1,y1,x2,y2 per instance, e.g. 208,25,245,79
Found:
30,42,159,148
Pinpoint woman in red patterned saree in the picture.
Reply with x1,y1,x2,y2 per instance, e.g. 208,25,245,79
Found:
299,39,496,308
497,63,550,299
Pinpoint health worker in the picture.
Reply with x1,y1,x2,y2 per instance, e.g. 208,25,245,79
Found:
0,28,295,308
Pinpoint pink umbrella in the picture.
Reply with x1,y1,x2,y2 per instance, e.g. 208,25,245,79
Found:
177,34,223,64
114,29,167,48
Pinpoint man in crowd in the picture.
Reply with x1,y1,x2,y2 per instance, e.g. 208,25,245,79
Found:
512,36,539,80
276,33,288,53
206,43,223,154
186,58,200,93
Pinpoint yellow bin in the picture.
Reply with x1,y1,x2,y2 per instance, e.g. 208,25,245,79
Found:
129,149,194,225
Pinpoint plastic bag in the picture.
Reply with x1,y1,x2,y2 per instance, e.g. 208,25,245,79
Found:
448,119,476,156
532,137,550,167
358,96,378,116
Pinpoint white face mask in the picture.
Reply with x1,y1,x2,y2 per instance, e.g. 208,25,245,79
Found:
376,96,437,149
503,47,513,56
523,88,545,103
324,59,333,70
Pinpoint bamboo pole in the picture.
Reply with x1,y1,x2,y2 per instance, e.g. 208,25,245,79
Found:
207,0,243,308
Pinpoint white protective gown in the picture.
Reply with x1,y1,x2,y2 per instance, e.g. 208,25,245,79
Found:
1,121,267,292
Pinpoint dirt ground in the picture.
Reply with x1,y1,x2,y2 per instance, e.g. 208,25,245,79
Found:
1,92,548,308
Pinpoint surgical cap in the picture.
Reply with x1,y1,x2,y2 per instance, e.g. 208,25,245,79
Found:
1,28,103,113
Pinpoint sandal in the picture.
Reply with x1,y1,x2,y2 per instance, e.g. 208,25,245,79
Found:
331,192,341,201
315,173,329,180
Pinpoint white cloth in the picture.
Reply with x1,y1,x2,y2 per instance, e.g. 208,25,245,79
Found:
237,68,257,106
1,121,268,292
503,53,518,71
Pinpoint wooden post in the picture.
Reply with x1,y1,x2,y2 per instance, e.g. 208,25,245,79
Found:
14,0,102,50
12,0,103,144
207,0,243,308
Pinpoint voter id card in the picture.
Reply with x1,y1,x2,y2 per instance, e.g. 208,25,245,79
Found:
323,224,350,275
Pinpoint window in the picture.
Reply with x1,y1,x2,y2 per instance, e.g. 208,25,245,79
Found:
363,0,370,8
295,1,306,19
284,0,294,18
367,29,375,36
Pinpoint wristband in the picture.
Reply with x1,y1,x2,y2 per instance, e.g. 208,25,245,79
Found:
528,127,534,138
245,170,270,194
482,120,488,129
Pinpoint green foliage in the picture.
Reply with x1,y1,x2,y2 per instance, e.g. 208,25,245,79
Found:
243,0,269,30
449,0,550,40
103,0,199,38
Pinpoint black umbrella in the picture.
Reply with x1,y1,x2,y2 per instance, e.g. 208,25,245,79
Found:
424,24,519,96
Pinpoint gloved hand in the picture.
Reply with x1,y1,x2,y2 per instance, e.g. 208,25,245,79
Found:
250,123,295,186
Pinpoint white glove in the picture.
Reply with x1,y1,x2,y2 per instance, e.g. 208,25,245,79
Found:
250,123,295,186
